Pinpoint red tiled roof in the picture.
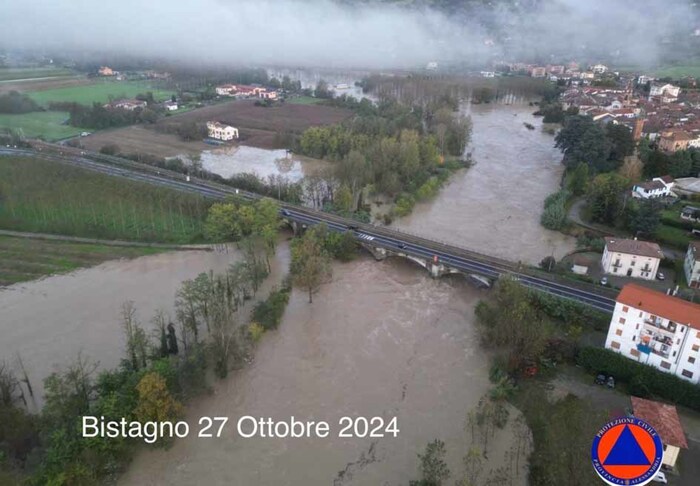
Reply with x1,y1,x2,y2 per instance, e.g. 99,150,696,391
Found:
617,284,700,330
605,237,663,259
631,397,688,449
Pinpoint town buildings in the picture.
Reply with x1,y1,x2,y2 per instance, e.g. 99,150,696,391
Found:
631,176,675,199
206,121,238,141
104,99,147,111
215,84,275,98
658,129,693,153
604,284,700,384
630,396,688,469
685,241,700,288
98,66,114,76
601,237,663,280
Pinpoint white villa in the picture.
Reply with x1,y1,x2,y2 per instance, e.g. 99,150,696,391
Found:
601,237,664,280
207,121,238,141
605,284,700,384
632,176,675,199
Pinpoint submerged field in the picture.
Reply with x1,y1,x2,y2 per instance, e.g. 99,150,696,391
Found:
0,236,162,286
0,156,210,242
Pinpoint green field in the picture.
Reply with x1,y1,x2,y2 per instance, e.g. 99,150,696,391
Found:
0,111,86,140
286,95,323,105
0,156,210,243
0,236,162,286
0,67,74,82
27,80,175,107
653,64,700,79
655,224,691,249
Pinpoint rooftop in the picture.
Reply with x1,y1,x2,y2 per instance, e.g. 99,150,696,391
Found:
617,284,700,330
604,237,663,259
631,397,688,449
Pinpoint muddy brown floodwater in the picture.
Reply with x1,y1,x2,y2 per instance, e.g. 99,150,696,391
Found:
0,243,290,410
121,258,527,486
392,101,576,265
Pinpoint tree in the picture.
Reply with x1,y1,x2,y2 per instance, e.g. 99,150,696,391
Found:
606,123,635,162
456,447,483,486
334,185,353,212
134,372,182,425
121,302,149,371
587,173,629,225
204,202,242,241
411,439,450,486
291,226,332,303
567,162,589,196
540,256,556,272
314,79,332,99
99,143,120,155
627,199,661,236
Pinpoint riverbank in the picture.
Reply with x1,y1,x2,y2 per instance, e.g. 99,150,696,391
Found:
119,257,527,485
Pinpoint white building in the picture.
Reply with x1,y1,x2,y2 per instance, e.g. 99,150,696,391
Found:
605,284,700,384
215,84,237,96
591,64,608,74
163,101,178,111
106,99,147,111
649,83,681,102
685,242,700,289
632,176,675,199
206,121,238,141
602,237,663,280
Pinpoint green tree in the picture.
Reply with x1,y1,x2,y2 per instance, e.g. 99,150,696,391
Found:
134,372,182,425
334,185,353,212
587,173,629,225
567,162,589,196
626,199,661,236
411,439,450,486
291,225,332,303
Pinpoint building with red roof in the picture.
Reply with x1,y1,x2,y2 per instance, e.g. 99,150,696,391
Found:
631,396,687,469
606,284,700,383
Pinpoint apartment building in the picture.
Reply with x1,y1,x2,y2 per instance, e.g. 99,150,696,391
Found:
605,284,700,384
206,121,238,141
685,242,700,288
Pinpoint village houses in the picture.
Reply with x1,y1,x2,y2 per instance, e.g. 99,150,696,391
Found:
601,237,664,280
605,284,700,384
103,99,147,111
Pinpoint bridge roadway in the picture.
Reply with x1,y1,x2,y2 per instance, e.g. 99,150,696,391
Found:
1,146,617,313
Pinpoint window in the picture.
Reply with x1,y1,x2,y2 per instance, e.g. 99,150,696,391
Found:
622,306,629,313
619,317,626,324
630,349,640,358
693,344,700,352
614,267,618,273
689,356,696,364
682,369,694,379
636,324,639,330
631,260,636,266
697,331,700,339
616,329,623,336
660,361,671,370
611,341,621,350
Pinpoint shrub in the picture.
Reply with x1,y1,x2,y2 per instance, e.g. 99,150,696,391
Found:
576,347,700,411
528,291,610,331
252,286,291,330
541,190,570,230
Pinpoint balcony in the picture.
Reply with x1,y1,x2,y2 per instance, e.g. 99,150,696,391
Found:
644,318,676,334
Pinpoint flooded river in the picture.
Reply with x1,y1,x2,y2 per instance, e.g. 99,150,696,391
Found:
121,258,526,486
392,101,576,264
0,243,290,410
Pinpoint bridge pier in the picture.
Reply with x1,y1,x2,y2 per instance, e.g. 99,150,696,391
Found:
363,245,387,261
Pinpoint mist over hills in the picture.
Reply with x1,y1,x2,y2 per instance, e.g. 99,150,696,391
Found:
0,0,698,69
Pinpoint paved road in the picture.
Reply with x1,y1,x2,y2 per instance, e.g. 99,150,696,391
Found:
1,147,618,312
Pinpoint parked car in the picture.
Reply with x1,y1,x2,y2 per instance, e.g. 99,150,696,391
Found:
657,272,665,281
600,276,609,286
595,373,615,388
651,470,667,483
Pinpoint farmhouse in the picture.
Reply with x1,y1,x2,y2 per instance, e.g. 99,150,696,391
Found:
605,284,700,384
163,101,178,111
98,66,115,76
630,397,688,469
601,237,663,280
632,175,675,199
206,121,238,141
105,99,147,111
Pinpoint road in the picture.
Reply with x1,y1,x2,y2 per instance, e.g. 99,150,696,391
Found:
1,146,618,312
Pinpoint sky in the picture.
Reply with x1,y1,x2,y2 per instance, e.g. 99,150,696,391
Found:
0,0,697,69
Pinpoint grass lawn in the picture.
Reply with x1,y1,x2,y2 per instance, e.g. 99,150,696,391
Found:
286,96,323,105
0,111,86,140
0,156,211,243
653,64,700,79
0,236,163,286
0,67,74,82
27,80,175,107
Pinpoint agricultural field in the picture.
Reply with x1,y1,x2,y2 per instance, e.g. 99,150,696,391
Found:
286,96,324,105
0,156,211,243
654,63,700,79
0,67,74,82
27,80,175,106
0,111,85,140
80,125,210,158
0,236,162,287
